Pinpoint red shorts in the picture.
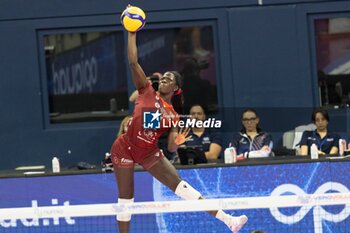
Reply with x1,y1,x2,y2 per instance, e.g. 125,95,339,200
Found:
110,134,164,170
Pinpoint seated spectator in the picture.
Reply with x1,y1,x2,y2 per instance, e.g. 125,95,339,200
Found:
299,109,339,156
181,58,216,110
182,104,222,160
231,108,273,158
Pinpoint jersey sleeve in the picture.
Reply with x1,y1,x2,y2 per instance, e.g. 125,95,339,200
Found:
137,81,153,95
135,82,156,106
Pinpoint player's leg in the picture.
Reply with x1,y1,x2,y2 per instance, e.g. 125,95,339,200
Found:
110,136,136,233
147,157,247,233
114,166,134,233
147,156,181,191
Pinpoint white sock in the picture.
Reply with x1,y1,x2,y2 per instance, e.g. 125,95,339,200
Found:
175,180,202,200
216,210,231,225
216,210,247,226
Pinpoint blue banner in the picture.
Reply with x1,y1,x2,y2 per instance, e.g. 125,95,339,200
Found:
46,34,126,95
0,161,349,232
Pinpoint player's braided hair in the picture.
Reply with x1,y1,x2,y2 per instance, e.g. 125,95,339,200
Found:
169,71,184,114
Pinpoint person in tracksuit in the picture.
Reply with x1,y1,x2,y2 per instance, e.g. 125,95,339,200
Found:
231,108,273,158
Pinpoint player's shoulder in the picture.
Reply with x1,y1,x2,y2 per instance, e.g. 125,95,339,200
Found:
137,82,154,95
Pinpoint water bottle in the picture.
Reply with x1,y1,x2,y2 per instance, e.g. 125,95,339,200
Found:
110,98,117,113
339,139,346,156
224,148,232,163
224,146,236,164
232,147,237,163
310,144,318,159
52,157,60,173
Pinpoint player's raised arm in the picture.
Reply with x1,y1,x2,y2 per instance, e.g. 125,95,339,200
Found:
128,32,147,90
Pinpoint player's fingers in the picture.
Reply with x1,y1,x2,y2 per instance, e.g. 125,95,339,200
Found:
178,127,183,135
184,135,192,141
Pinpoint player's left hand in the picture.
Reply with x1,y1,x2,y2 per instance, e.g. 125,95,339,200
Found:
174,128,192,145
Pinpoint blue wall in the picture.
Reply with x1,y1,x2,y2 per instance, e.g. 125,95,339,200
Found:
0,0,350,169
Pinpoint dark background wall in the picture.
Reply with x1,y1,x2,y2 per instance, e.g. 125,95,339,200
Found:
0,0,349,170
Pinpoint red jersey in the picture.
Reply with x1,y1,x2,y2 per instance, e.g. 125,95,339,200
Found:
124,82,179,150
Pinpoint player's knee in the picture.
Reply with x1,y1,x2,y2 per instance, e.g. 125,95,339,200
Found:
175,180,202,200
116,198,134,222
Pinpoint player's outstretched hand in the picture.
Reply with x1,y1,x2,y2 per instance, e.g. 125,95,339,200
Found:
174,128,192,145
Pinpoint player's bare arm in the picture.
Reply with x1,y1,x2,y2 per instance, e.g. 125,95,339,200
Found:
128,32,147,90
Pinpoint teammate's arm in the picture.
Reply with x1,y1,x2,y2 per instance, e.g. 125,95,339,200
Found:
300,145,308,155
128,32,147,90
329,146,338,155
204,143,222,160
129,90,139,103
298,131,309,156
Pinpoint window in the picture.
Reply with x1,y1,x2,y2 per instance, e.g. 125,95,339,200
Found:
137,26,219,113
315,18,350,107
42,25,219,124
44,31,128,123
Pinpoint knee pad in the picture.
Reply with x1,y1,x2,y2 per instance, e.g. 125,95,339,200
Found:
116,198,134,222
175,180,202,200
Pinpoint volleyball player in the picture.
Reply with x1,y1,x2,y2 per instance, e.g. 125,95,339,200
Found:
110,30,248,233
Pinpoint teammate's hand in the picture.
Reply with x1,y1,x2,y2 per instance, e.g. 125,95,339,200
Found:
174,128,192,145
261,146,271,153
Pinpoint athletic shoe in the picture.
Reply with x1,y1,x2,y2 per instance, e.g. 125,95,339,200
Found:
226,215,248,233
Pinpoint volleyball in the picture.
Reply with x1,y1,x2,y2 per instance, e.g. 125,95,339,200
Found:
121,6,146,32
